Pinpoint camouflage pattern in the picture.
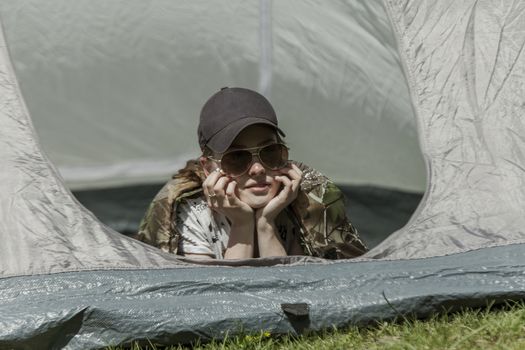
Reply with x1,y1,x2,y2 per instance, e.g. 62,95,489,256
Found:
290,161,367,259
136,160,367,259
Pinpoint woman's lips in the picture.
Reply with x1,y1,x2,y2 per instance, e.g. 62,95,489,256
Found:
247,183,270,194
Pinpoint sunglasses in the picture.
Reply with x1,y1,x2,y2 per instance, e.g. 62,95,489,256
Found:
207,143,289,177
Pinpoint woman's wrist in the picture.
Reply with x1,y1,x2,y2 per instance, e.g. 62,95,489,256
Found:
255,218,286,257
255,216,276,234
254,208,279,224
224,219,255,259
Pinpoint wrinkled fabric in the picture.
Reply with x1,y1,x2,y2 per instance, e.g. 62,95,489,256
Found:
1,0,525,349
137,161,368,259
0,14,194,278
367,0,525,259
2,243,525,349
0,0,424,191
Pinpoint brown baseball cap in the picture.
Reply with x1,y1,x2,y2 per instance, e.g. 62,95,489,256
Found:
198,87,285,153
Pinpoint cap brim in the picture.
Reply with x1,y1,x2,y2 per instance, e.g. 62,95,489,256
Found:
206,117,285,153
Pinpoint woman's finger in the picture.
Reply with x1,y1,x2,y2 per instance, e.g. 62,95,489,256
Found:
203,168,222,206
287,164,302,193
291,175,301,193
276,175,292,200
213,176,230,198
282,164,302,181
205,168,222,193
291,163,303,176
225,181,238,206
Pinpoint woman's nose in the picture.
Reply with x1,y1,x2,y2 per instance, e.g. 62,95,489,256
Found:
248,158,266,176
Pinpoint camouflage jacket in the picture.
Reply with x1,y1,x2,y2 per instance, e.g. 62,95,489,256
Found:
136,160,367,259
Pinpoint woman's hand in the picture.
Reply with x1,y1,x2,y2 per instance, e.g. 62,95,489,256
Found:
203,168,255,259
202,168,254,225
255,163,303,223
254,163,302,257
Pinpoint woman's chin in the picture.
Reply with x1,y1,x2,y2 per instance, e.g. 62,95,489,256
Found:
246,198,270,209
239,194,271,209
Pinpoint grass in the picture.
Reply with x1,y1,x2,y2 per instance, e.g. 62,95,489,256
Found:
108,301,525,350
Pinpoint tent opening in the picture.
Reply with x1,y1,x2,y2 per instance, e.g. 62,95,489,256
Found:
3,0,427,250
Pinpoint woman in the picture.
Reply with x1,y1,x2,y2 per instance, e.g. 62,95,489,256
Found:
136,87,367,259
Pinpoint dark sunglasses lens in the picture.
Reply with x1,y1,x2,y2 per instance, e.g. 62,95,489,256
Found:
221,150,252,176
260,144,288,169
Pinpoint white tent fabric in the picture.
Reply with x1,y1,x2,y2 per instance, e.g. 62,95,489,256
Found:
367,0,525,258
0,20,191,276
0,0,425,191
1,0,525,348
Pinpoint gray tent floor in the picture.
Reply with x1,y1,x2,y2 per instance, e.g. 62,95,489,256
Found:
1,242,524,349
73,183,423,249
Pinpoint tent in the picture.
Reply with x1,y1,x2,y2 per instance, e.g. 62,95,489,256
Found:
1,0,525,348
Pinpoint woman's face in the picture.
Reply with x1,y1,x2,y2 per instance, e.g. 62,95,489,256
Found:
206,124,283,209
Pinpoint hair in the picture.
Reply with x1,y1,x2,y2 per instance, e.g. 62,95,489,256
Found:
172,159,205,184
